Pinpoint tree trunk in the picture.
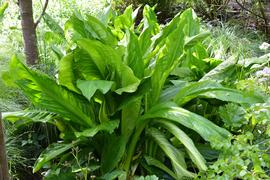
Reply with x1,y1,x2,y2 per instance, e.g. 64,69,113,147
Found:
0,113,9,180
19,0,39,65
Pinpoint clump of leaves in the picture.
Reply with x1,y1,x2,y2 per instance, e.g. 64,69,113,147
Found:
198,98,270,179
3,5,266,179
198,132,270,179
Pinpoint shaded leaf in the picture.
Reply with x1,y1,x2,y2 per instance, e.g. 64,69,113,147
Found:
101,135,126,173
144,156,177,179
33,141,80,172
147,128,195,178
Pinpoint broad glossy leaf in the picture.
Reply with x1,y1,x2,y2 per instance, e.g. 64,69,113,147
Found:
139,5,159,61
121,99,141,139
151,23,185,104
114,5,134,30
142,102,231,147
9,56,95,127
170,67,197,81
59,53,80,93
200,57,238,83
147,128,195,178
77,80,114,101
141,5,159,34
174,80,264,106
75,120,119,138
77,39,107,77
74,48,103,80
33,141,80,172
65,15,87,42
124,30,144,78
155,120,207,170
85,15,117,45
44,172,75,180
152,12,181,47
179,8,200,37
78,39,140,94
99,5,113,25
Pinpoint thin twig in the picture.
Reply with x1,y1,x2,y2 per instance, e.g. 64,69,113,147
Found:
34,0,49,29
235,0,264,19
257,0,269,34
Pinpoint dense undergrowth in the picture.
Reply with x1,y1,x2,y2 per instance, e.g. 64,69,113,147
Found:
1,0,270,179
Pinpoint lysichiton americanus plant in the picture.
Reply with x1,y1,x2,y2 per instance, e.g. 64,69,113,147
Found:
3,5,265,179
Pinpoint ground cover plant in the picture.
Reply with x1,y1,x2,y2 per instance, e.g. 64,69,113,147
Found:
2,3,270,179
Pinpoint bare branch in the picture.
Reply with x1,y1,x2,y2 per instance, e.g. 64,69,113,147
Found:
235,0,264,19
34,0,49,29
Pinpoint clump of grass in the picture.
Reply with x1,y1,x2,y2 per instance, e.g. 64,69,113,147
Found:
204,23,266,60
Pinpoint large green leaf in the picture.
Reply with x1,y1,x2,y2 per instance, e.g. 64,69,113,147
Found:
174,80,264,106
9,56,95,127
121,99,141,139
124,30,144,78
141,5,159,33
85,15,117,45
200,56,238,83
78,39,140,94
77,39,107,77
64,15,87,42
147,128,195,178
73,48,103,80
139,5,159,58
155,120,207,170
150,23,185,104
33,141,80,172
77,80,114,101
58,53,79,93
142,102,231,147
179,8,200,37
152,11,181,47
114,5,137,31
